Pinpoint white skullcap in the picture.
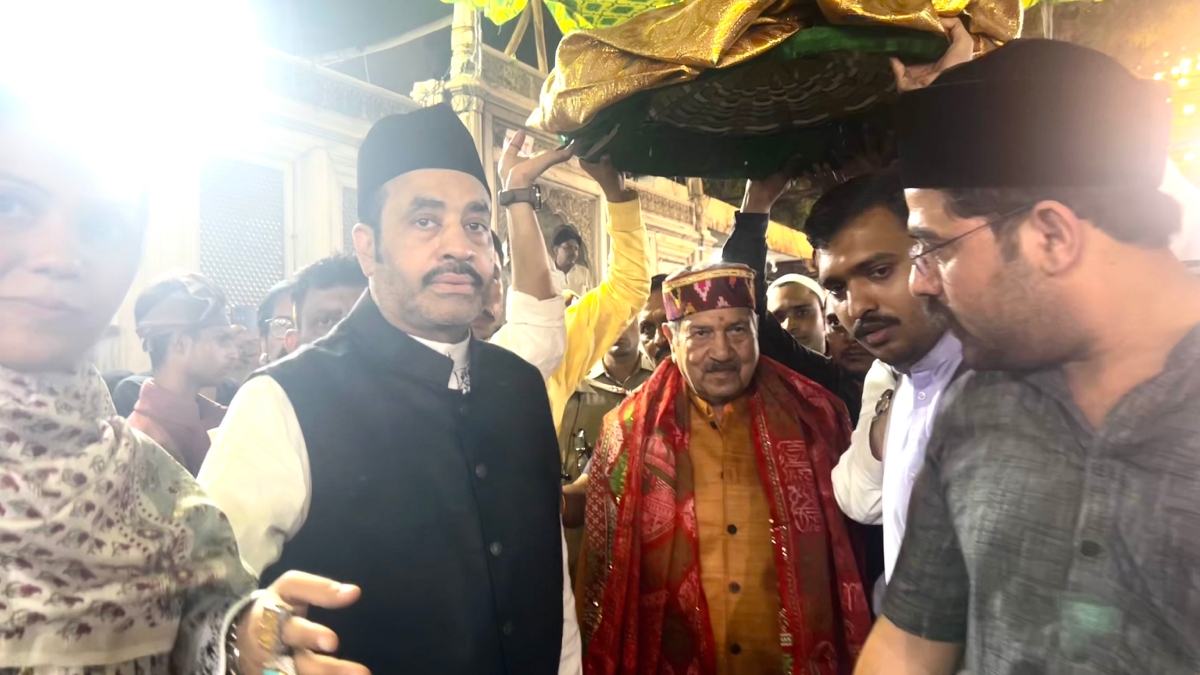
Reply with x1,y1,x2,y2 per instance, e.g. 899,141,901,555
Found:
768,274,826,308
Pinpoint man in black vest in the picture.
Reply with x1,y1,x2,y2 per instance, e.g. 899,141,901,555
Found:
201,105,580,675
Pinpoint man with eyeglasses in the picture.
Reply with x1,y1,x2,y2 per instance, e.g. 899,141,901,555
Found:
855,39,1200,675
257,279,294,364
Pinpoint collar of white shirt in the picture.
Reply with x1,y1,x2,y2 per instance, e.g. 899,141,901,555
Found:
408,334,472,390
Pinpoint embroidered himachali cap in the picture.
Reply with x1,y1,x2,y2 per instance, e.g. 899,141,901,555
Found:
663,262,756,322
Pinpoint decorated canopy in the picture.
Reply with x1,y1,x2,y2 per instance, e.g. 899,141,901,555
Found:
513,0,1021,179
444,0,1062,33
442,0,685,32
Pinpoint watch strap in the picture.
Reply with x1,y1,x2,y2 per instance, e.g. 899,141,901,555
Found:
498,185,541,209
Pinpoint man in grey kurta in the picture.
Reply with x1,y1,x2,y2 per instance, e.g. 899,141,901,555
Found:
853,39,1200,675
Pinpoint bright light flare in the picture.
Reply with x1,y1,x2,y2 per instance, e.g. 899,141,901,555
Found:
0,0,265,197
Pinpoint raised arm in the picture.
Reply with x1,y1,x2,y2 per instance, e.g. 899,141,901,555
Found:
723,172,861,420
489,131,574,377
546,157,650,430
499,130,573,301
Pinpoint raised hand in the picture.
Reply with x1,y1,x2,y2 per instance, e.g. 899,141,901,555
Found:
237,571,370,675
891,18,975,92
579,155,635,203
742,157,802,214
499,130,575,190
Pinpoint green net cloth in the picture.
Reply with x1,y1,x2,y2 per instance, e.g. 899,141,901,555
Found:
565,25,948,179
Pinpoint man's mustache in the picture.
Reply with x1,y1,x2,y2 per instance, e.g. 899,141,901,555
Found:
853,312,901,341
422,262,484,289
703,361,739,374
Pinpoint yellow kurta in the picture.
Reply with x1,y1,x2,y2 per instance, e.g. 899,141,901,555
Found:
547,198,652,432
689,394,784,675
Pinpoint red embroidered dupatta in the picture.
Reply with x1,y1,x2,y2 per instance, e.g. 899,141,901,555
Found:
580,356,871,675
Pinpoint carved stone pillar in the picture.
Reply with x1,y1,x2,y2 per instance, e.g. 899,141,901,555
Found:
449,4,482,83
447,5,488,183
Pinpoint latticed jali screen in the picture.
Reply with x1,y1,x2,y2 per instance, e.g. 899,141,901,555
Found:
198,159,287,309
342,186,358,254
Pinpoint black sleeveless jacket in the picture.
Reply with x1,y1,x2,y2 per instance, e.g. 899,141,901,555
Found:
260,295,564,675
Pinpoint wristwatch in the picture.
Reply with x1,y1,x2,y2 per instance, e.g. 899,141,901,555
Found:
497,184,542,210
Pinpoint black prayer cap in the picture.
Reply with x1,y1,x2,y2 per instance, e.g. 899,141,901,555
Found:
897,39,1172,189
357,104,490,223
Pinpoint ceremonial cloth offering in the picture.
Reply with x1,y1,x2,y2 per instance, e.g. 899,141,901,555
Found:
442,0,685,32
528,0,1023,179
580,356,870,675
662,263,756,321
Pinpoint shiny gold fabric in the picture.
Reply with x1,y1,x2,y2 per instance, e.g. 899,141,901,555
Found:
527,0,1023,133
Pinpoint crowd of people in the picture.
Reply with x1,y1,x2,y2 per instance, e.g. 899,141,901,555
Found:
1,29,1198,675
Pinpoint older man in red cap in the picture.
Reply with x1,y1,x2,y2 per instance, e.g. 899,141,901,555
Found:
579,261,871,675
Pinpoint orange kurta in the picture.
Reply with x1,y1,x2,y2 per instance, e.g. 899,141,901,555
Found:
689,394,784,675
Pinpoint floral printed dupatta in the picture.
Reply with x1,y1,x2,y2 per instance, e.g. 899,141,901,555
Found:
0,365,253,671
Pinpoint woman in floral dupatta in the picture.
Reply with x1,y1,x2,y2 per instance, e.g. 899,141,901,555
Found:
0,96,367,675
0,90,257,675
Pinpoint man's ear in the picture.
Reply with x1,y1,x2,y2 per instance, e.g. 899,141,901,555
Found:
284,329,299,354
171,332,190,357
1025,200,1085,276
352,223,377,274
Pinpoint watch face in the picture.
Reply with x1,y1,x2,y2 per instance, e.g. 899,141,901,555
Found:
875,388,894,416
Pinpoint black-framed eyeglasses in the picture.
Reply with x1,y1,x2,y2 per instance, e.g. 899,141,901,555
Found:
909,206,1031,277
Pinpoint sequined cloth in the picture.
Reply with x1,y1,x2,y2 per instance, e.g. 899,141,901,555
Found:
443,0,688,32
528,0,1023,134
